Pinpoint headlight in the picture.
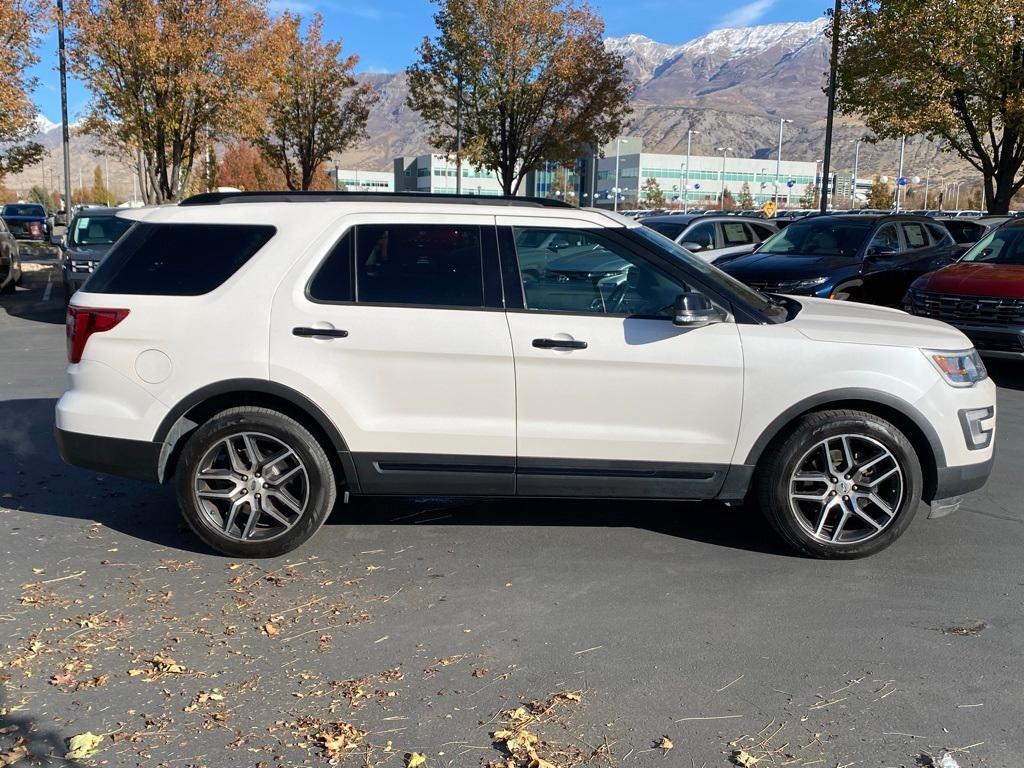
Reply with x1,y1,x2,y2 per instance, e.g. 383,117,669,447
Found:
792,276,828,289
923,348,988,387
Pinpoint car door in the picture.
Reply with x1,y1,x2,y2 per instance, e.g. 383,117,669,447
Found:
860,222,909,305
270,213,516,495
497,217,744,499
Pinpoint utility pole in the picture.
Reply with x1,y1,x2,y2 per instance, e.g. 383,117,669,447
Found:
716,147,733,210
820,0,842,213
56,0,72,215
851,139,862,209
684,129,699,214
776,118,792,205
895,135,906,212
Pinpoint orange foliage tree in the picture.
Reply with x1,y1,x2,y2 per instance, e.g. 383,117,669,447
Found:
0,0,45,179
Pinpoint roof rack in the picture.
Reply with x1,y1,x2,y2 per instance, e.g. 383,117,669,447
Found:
179,190,574,208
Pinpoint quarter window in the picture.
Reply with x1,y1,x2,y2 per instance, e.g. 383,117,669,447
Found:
721,221,753,246
308,232,354,302
354,224,483,308
901,222,929,249
512,227,688,317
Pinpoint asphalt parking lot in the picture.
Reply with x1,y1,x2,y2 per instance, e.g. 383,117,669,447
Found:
1,260,1022,768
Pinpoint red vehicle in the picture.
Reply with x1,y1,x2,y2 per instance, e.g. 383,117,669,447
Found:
904,219,1024,359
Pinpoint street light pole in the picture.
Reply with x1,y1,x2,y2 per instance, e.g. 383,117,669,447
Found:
716,147,732,210
56,0,72,214
613,138,624,213
776,118,792,205
684,129,699,214
851,139,862,209
895,135,906,213
819,0,842,214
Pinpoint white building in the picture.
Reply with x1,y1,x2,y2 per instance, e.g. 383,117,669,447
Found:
595,152,820,209
394,155,507,196
327,169,393,192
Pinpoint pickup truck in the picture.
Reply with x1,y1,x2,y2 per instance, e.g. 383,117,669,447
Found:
0,203,51,244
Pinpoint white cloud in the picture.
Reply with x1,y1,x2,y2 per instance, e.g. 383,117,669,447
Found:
718,0,776,28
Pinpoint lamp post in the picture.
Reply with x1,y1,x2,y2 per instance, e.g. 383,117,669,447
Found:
775,118,793,204
613,138,626,212
851,139,862,209
683,129,699,214
716,146,733,210
895,135,906,213
955,181,966,210
56,0,72,212
819,0,842,213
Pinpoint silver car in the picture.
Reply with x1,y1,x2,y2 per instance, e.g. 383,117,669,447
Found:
640,214,778,264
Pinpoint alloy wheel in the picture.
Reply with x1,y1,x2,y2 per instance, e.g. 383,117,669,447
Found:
192,431,309,542
788,434,904,545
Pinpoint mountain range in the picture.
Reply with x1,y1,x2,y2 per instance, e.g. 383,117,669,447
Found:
6,19,974,200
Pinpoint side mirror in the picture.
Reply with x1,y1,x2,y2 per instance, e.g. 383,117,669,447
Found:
681,241,704,252
867,245,897,258
51,234,65,248
673,292,726,328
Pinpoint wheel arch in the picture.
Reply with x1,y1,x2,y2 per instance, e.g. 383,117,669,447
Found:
154,379,355,488
744,389,944,501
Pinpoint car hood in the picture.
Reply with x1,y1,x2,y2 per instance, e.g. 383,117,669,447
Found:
789,296,971,349
66,244,113,260
911,261,1024,298
722,252,860,279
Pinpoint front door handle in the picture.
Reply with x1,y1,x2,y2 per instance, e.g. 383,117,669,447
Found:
532,338,587,350
293,326,349,339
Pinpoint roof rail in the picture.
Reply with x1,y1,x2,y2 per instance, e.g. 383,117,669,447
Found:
179,190,574,208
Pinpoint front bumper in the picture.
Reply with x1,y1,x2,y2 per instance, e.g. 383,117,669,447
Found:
54,427,162,483
934,456,994,499
950,323,1024,359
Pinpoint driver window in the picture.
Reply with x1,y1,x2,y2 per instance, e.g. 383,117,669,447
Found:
511,227,689,317
869,224,901,252
684,221,716,251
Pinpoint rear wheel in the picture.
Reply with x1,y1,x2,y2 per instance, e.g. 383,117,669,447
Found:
755,410,922,558
175,407,337,557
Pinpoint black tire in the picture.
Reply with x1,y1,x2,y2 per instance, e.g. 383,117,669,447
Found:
175,406,338,558
0,276,14,294
754,409,922,559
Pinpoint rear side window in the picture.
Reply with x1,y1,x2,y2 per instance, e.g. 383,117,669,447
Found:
87,223,275,295
308,232,353,302
721,221,753,246
901,222,929,249
354,224,483,308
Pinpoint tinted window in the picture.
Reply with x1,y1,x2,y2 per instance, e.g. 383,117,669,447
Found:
512,227,689,317
759,219,872,258
721,221,753,246
308,232,353,302
870,224,901,252
938,221,981,244
643,221,686,240
901,222,929,249
87,223,275,295
2,204,45,217
684,221,716,250
70,215,133,246
355,224,483,308
962,226,1024,264
751,223,775,240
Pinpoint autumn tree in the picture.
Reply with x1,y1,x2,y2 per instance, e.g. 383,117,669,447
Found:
408,0,632,195
641,177,665,208
69,0,286,203
27,185,53,212
216,142,286,191
253,14,375,191
799,183,819,208
835,0,1024,214
865,175,893,209
738,181,755,209
0,0,45,179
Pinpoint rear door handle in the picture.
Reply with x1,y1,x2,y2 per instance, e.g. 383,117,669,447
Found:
532,338,587,350
293,326,349,338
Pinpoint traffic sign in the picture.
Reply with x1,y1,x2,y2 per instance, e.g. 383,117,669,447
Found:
762,201,777,217
897,176,908,186
693,183,701,190
786,179,796,188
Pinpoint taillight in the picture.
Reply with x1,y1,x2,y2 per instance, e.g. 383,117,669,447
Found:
28,221,43,238
66,306,129,364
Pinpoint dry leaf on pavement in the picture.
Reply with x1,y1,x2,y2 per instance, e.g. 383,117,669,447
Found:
65,732,104,759
407,752,427,767
657,735,674,752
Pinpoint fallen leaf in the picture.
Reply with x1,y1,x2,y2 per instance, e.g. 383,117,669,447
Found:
0,743,28,766
31,568,44,575
472,668,488,678
263,623,280,637
526,750,556,768
66,732,104,759
407,753,427,768
733,750,760,767
0,726,17,735
657,736,674,752
228,563,242,570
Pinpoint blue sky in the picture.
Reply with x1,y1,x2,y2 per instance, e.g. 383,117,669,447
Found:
30,0,824,124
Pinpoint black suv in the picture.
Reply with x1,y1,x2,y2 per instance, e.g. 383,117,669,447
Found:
720,214,957,305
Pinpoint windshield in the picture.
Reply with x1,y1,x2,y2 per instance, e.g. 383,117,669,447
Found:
2,204,45,217
758,219,872,258
70,215,134,247
961,226,1024,264
629,226,785,319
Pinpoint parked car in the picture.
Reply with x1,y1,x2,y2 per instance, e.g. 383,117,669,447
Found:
0,217,22,294
720,214,956,306
933,217,996,258
57,207,134,302
640,214,777,263
1,203,50,243
55,191,994,560
904,219,1024,359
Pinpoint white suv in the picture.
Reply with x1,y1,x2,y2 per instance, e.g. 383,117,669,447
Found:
55,192,996,559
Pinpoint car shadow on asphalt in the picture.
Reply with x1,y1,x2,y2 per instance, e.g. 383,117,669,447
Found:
0,688,85,766
0,397,792,558
0,262,66,325
986,359,1024,392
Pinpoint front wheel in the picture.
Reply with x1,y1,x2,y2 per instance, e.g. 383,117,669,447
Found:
175,407,337,557
754,410,922,558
